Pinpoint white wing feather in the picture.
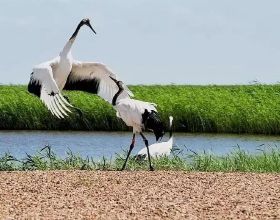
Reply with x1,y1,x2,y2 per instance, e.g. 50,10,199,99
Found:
31,66,72,118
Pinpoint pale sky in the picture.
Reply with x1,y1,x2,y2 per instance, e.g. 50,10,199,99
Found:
0,0,280,85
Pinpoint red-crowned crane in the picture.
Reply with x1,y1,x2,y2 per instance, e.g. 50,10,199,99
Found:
28,18,133,118
136,116,173,160
110,77,165,171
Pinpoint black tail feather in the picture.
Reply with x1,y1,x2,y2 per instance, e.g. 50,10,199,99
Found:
142,110,164,141
28,72,41,97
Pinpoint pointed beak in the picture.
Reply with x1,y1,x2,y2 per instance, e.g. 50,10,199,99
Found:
109,76,118,83
87,22,96,34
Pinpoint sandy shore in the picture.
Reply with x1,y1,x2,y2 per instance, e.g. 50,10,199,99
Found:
0,171,279,219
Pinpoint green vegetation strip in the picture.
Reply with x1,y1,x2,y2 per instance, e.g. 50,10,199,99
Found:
0,146,280,172
2,84,280,133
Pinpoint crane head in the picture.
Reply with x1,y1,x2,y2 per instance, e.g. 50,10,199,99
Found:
142,109,165,141
154,125,165,141
69,18,96,41
81,18,96,34
109,76,124,89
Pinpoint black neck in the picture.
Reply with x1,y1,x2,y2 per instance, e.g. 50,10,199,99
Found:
169,124,173,139
69,22,83,40
112,87,124,106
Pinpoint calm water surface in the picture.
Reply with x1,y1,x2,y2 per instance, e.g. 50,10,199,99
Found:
0,131,280,159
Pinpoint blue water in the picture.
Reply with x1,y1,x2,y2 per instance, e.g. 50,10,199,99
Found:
0,131,280,159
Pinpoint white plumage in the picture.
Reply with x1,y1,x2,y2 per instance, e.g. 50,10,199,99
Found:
110,78,165,171
115,98,157,133
28,18,132,118
137,116,174,159
29,60,73,118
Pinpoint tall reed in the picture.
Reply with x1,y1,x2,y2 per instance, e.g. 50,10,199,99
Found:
2,84,280,134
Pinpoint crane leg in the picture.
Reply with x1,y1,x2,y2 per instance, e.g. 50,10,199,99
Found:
121,133,136,171
140,132,154,171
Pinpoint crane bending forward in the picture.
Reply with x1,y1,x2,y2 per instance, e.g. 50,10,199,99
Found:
28,18,133,118
110,77,165,171
137,116,173,160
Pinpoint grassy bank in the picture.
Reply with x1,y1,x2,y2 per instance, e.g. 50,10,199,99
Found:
1,146,280,172
1,84,280,133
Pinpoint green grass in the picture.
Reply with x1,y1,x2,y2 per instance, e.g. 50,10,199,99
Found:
1,146,280,172
2,84,280,134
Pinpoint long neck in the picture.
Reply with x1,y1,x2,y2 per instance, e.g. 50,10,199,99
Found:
112,87,124,106
69,22,83,41
60,22,83,56
169,121,173,139
169,127,172,139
